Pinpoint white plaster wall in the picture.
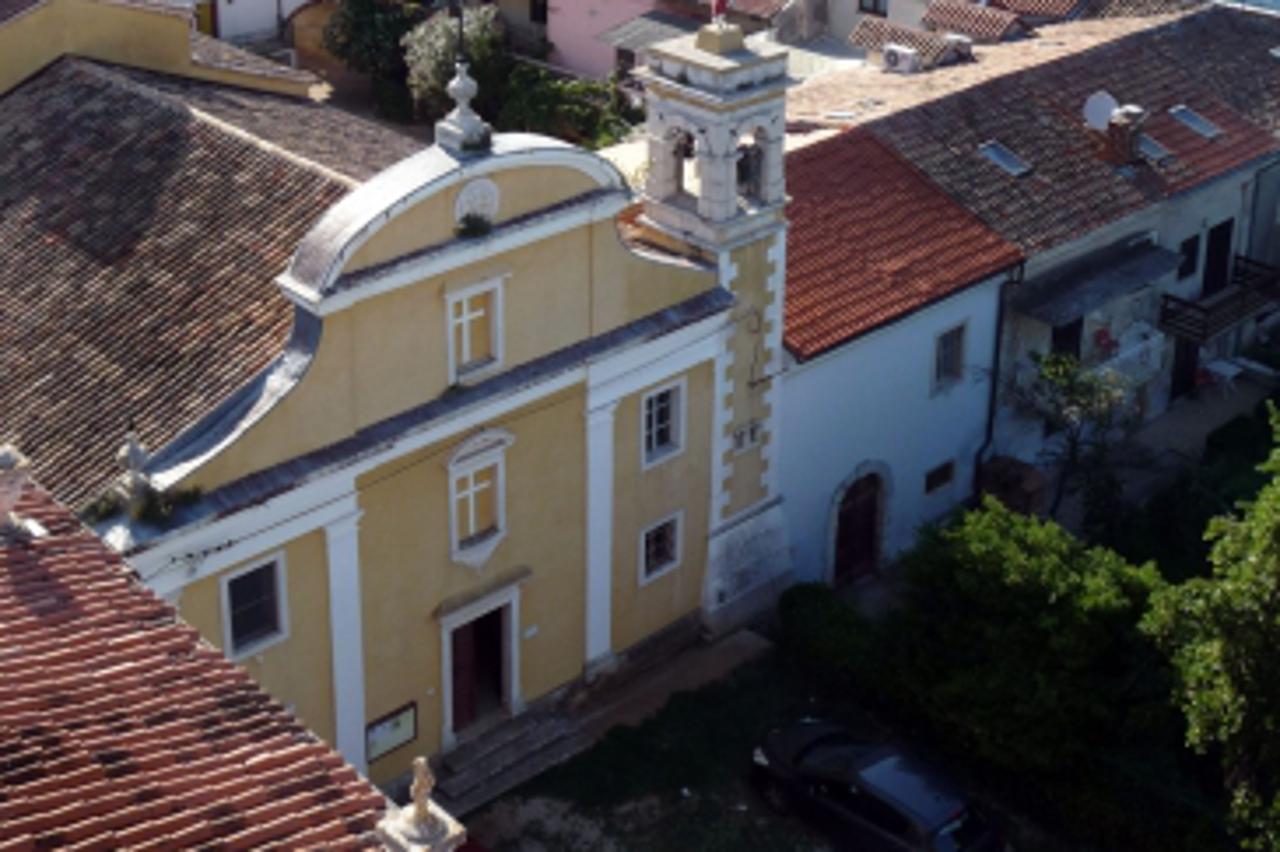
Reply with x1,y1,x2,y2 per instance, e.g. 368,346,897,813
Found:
781,276,1003,584
546,0,656,78
827,0,862,41
995,171,1266,463
827,0,927,41
217,0,308,41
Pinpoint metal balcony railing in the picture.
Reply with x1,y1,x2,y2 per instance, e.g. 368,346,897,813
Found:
1159,255,1280,345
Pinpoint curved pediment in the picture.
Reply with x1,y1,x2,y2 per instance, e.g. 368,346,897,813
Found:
278,134,628,315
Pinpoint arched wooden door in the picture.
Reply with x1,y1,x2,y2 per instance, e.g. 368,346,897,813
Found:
834,473,883,586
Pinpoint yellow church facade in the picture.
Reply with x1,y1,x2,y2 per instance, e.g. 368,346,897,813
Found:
7,0,793,789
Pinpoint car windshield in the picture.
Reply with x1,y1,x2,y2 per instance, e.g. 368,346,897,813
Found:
796,736,869,775
932,807,990,851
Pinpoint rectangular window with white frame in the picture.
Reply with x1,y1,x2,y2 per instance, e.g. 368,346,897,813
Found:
221,555,289,660
448,430,514,567
933,323,966,392
639,512,683,585
447,279,503,384
641,377,686,469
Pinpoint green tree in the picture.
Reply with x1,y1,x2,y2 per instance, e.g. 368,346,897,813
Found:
323,0,422,81
402,4,509,121
495,65,633,148
893,497,1168,772
1011,351,1131,516
1144,416,1280,849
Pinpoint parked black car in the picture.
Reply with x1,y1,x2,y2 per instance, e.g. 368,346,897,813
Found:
751,719,1006,851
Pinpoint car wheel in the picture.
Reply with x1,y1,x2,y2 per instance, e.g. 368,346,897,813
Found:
760,779,789,814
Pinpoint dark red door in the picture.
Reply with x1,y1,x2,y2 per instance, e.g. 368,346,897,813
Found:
835,474,882,586
451,608,505,734
452,621,478,732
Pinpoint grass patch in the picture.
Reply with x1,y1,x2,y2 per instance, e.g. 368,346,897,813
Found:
524,653,877,810
489,651,877,850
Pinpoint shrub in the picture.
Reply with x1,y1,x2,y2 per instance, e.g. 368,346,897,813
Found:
495,64,635,149
889,498,1169,771
1144,415,1280,849
402,5,509,122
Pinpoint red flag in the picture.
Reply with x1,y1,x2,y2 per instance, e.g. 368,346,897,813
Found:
712,0,728,17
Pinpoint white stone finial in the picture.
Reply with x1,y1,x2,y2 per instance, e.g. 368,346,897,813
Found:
116,432,152,513
0,443,31,529
435,62,492,155
411,757,436,829
377,756,467,851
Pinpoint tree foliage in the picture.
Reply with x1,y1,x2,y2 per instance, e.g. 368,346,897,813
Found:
496,65,638,148
402,4,509,121
891,497,1168,771
323,0,423,81
1144,413,1280,849
1011,352,1132,516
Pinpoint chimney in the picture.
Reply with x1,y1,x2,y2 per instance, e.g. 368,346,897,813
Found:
1104,104,1146,165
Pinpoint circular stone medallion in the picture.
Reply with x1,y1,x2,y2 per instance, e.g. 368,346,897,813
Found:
454,178,501,224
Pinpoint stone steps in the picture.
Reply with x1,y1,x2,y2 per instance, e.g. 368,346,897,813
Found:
433,712,589,816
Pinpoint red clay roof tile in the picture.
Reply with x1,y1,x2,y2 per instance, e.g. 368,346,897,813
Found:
922,0,1028,42
784,129,1021,360
0,482,386,849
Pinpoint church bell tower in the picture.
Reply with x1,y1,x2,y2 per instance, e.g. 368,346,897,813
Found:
636,16,792,628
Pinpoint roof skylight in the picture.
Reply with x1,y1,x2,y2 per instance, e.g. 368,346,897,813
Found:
1137,133,1173,164
978,140,1032,177
1169,105,1222,140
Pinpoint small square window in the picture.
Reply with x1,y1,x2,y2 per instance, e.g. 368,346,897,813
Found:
642,380,685,468
732,420,762,453
225,560,285,657
860,0,888,14
1178,235,1200,280
925,461,955,494
640,514,682,583
934,325,965,390
1051,318,1083,359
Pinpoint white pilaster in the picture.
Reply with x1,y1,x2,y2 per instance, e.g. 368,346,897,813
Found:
325,510,368,773
584,401,619,673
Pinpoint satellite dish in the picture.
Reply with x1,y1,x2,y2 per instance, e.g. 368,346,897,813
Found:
1083,90,1119,131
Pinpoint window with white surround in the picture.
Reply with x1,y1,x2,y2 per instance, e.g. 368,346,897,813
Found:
448,430,515,567
221,556,289,659
639,512,682,585
934,324,966,392
447,279,503,383
641,378,686,469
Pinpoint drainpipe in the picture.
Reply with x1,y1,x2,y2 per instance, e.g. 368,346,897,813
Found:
972,261,1025,502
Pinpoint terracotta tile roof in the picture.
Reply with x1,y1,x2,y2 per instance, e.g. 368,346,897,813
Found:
115,65,424,182
988,0,1081,19
0,58,354,508
790,10,1280,255
867,18,1280,253
784,129,1021,360
189,31,319,85
922,0,1028,42
850,18,956,68
0,481,387,849
1140,6,1280,135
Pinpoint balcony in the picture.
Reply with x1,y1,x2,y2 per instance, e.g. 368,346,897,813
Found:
1160,255,1280,345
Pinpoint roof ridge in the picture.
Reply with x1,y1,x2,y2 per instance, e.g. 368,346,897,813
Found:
72,59,358,189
